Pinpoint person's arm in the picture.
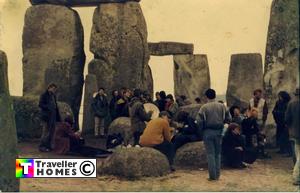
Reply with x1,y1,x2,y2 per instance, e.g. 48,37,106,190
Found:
163,121,172,142
262,101,268,123
224,107,232,124
38,93,49,111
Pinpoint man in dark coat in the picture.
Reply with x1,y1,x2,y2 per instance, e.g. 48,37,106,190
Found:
38,83,61,152
116,89,131,118
92,88,109,138
129,89,152,146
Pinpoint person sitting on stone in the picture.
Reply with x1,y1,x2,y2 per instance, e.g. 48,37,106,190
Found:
172,111,202,150
241,108,271,159
53,116,112,158
222,123,257,169
229,105,246,126
129,89,153,146
116,89,131,118
139,111,175,171
165,94,179,118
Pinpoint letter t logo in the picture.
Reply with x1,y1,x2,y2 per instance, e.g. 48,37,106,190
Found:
20,162,32,175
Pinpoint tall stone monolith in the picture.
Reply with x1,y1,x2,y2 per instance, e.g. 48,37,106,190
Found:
0,51,19,192
82,74,98,135
89,1,150,98
226,54,263,110
264,0,299,146
174,54,210,102
22,5,86,129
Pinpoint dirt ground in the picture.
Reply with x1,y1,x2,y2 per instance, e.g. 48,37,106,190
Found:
19,141,299,192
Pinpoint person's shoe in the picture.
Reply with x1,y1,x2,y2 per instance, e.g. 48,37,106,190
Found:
207,178,218,181
135,145,141,148
126,144,132,148
170,166,176,172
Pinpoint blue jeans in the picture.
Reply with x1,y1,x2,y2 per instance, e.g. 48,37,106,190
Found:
203,129,222,180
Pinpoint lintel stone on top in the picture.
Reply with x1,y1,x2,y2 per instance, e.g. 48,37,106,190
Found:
29,0,140,6
148,42,194,56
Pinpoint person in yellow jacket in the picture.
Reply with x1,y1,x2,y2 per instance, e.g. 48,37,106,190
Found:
140,111,175,171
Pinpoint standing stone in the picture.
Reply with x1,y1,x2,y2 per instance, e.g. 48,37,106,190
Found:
30,0,140,6
0,51,19,192
226,54,263,110
264,0,299,146
142,65,153,96
82,74,98,135
22,5,86,129
174,54,210,102
89,1,150,97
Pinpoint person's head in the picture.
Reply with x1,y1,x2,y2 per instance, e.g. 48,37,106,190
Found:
195,97,201,104
253,89,263,100
228,123,241,135
47,83,58,93
112,90,119,97
64,115,74,126
249,108,258,118
205,88,216,100
166,94,174,102
176,111,189,123
123,89,131,98
155,92,161,100
159,91,167,99
180,95,187,101
229,106,241,117
133,88,142,98
159,111,171,122
278,91,291,102
98,88,105,95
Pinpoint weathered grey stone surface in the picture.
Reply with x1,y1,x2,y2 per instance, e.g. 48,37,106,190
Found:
0,51,19,192
89,2,150,96
174,54,210,102
264,0,299,146
108,117,132,145
12,96,73,139
82,74,98,135
22,5,85,129
174,142,207,169
226,54,263,110
174,104,202,120
148,42,194,56
141,65,153,96
30,0,140,6
98,148,170,179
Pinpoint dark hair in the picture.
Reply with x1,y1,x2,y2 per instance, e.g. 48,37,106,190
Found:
278,91,291,102
98,87,105,91
166,94,174,101
133,89,142,98
195,97,201,103
159,91,167,99
155,92,160,96
229,105,240,117
180,95,187,100
159,111,171,118
176,111,189,122
47,83,57,89
253,89,262,95
228,123,240,132
205,89,216,99
64,115,74,125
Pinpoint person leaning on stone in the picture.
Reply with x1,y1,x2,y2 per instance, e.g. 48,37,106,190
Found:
38,83,61,152
92,88,109,138
139,111,176,171
129,89,153,146
285,88,300,186
198,88,231,181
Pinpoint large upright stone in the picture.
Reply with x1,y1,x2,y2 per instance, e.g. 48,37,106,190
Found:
30,0,140,6
264,0,299,146
82,74,98,135
0,51,19,192
89,2,150,96
22,5,86,129
226,54,263,110
148,42,194,56
142,65,153,96
174,54,210,102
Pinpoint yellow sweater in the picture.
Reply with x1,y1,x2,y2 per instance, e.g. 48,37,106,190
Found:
139,118,172,147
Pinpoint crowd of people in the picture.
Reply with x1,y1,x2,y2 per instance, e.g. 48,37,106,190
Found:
37,83,300,186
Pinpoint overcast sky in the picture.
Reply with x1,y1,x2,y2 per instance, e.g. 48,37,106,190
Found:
0,0,273,96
